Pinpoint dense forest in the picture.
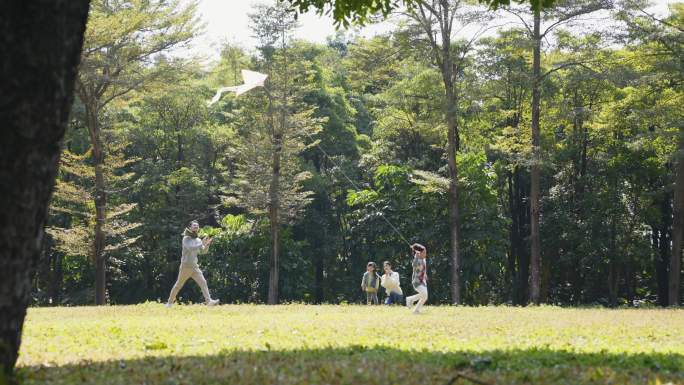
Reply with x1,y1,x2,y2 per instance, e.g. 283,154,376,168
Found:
33,0,683,307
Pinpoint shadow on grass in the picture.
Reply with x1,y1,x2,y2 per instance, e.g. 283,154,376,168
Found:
18,347,684,385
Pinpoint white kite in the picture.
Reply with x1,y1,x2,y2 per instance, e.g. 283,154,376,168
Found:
209,69,268,105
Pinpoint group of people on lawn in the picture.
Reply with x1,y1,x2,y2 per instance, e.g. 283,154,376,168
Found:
360,243,429,313
166,220,429,314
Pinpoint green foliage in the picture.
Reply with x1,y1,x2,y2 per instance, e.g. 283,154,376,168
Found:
282,0,559,28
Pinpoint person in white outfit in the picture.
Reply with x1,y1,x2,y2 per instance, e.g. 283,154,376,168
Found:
381,261,403,305
166,220,219,307
405,243,427,314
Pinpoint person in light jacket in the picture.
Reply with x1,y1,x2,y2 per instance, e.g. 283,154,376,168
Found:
166,220,219,307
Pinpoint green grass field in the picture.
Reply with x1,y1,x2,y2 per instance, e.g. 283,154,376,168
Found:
16,304,684,385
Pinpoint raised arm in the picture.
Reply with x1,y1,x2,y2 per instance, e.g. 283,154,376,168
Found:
198,237,213,254
412,243,427,258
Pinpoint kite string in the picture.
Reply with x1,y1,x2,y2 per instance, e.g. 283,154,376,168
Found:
302,130,412,247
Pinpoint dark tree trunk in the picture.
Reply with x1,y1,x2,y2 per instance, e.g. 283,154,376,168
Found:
49,252,63,305
267,126,282,305
541,250,552,303
412,1,463,305
85,104,107,305
654,193,671,307
267,71,286,305
529,8,542,305
608,218,619,307
445,79,462,305
507,171,517,302
440,16,462,306
670,131,684,306
314,251,324,303
572,262,584,305
510,166,530,305
624,260,636,305
314,205,326,303
0,0,90,378
608,261,619,307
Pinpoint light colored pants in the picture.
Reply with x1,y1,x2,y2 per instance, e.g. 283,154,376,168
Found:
407,285,428,312
167,265,211,304
366,291,379,305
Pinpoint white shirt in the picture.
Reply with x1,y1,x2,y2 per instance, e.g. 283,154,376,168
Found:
381,271,403,295
181,236,208,267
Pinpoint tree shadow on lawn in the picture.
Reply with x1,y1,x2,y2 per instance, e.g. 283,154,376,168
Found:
18,347,684,385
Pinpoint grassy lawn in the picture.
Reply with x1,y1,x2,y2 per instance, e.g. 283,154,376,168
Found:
16,304,684,385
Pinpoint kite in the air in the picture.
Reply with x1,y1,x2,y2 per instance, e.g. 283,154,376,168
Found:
208,69,268,105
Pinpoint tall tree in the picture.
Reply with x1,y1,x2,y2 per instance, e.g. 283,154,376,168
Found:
617,0,684,305
507,0,611,303
477,29,532,304
243,4,322,304
75,0,197,304
0,0,90,379
406,0,494,304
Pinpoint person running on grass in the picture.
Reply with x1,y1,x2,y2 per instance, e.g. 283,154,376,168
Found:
166,220,219,307
381,261,403,305
361,262,381,305
406,243,427,314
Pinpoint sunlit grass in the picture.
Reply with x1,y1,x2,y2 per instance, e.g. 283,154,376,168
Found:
17,304,684,384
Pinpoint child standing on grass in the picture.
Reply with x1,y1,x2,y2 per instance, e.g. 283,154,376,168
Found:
166,220,220,307
361,262,381,305
381,261,403,305
406,243,428,314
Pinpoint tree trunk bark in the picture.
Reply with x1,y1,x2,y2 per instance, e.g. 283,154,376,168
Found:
268,129,282,305
507,170,517,302
669,131,684,306
440,10,462,305
445,76,462,305
0,0,90,378
655,193,671,307
529,8,542,305
314,205,326,303
49,251,63,305
86,104,108,305
514,167,531,305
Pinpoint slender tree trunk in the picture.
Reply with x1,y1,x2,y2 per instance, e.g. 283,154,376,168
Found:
0,0,90,378
655,193,671,307
49,251,63,305
268,124,283,305
608,218,619,307
314,201,326,303
625,259,636,304
438,6,462,305
529,8,542,305
509,166,530,305
608,261,619,307
513,167,531,305
669,132,684,306
507,170,517,302
541,251,551,303
86,104,108,305
268,48,286,305
445,74,462,305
